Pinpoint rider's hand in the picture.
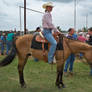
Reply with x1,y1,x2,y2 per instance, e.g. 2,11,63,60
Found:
55,31,62,35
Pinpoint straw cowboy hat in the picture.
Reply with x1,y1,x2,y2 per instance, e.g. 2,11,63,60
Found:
42,2,54,9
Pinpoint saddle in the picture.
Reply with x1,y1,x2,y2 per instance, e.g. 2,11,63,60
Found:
36,35,47,43
31,32,63,62
35,32,59,62
36,32,59,43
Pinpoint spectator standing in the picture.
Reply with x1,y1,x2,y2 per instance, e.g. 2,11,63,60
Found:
86,33,90,41
35,27,41,32
86,27,92,75
33,27,41,62
0,34,1,54
0,33,6,55
6,31,14,55
86,28,92,45
33,27,41,36
78,32,86,59
78,32,86,42
64,28,77,76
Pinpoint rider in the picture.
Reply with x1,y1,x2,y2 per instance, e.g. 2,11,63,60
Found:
42,2,61,64
86,27,92,75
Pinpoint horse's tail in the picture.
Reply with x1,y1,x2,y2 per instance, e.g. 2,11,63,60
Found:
0,40,17,67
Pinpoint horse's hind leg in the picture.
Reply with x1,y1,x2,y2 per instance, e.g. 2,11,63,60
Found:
18,55,29,88
56,60,65,89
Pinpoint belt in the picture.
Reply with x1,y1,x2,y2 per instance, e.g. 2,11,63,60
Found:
43,28,52,30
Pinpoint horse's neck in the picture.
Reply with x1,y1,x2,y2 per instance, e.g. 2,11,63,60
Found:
69,39,92,53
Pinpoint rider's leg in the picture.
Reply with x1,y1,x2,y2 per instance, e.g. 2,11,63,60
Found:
43,29,57,63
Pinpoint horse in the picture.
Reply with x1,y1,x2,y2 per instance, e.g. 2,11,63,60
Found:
0,34,92,89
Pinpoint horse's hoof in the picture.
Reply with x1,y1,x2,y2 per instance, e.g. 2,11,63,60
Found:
58,86,61,89
62,84,66,88
21,84,27,88
56,84,62,89
59,82,66,88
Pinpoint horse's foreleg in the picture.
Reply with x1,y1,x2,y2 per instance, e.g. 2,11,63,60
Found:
56,70,61,88
18,55,28,88
56,61,65,89
59,69,65,88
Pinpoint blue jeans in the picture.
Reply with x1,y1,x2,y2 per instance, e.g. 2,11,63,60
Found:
64,54,75,72
6,41,12,55
1,42,4,54
79,53,83,58
34,58,39,62
43,29,57,63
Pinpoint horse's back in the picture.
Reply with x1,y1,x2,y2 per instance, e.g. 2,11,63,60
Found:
15,34,33,56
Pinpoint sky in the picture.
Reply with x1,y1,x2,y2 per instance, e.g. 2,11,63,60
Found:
0,0,92,31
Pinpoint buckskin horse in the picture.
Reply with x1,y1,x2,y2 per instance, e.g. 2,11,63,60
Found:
0,34,92,89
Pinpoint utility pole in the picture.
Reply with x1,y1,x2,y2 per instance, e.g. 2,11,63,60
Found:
19,6,22,31
86,14,88,29
74,0,77,31
19,5,44,33
24,0,26,34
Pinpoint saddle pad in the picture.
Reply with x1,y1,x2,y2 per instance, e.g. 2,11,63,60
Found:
31,34,63,50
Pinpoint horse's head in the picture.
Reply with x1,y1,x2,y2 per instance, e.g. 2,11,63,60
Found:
64,37,92,66
64,37,91,53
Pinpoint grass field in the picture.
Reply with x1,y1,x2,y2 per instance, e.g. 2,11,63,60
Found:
0,56,92,92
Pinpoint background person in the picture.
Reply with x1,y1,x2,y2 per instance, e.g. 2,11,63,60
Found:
64,28,77,76
86,27,92,75
85,33,90,41
78,32,86,42
86,27,92,45
33,27,41,62
0,33,6,55
78,32,86,59
33,27,41,36
6,30,14,55
35,27,41,32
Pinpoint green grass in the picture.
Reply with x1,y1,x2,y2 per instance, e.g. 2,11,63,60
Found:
0,56,92,92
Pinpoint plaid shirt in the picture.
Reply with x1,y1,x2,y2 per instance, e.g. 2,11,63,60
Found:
42,11,59,32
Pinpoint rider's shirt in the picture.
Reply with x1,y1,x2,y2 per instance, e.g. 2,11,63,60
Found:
42,11,59,32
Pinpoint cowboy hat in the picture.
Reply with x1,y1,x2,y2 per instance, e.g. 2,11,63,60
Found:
42,2,54,9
